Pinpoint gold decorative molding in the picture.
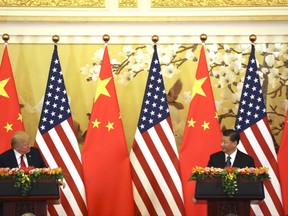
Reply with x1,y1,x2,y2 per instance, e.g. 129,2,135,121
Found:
0,0,287,22
0,0,105,7
118,0,138,8
0,0,287,8
151,0,288,7
1,15,288,22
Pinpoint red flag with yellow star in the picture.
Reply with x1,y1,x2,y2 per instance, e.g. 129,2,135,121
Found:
81,45,134,215
0,44,24,153
278,110,288,215
179,45,222,215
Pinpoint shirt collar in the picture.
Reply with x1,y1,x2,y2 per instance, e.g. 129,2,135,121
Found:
14,149,22,159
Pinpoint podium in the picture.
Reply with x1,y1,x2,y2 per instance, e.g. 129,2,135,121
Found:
194,178,264,216
0,178,60,216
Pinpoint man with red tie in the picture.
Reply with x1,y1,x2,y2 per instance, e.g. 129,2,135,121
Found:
0,131,46,168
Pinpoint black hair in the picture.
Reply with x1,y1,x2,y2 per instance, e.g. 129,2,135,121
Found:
222,129,240,144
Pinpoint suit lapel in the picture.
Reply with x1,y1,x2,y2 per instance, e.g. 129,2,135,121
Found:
26,152,33,167
9,149,19,167
220,152,226,168
233,151,242,167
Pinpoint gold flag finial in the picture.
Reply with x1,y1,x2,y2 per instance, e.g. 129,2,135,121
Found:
52,35,60,44
152,35,159,44
103,34,110,43
249,34,257,43
200,34,207,43
2,33,10,43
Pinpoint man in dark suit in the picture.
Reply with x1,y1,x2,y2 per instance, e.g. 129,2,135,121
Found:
0,131,47,216
207,129,255,168
0,131,46,168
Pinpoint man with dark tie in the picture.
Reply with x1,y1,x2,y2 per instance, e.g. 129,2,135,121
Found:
207,129,255,168
0,131,46,168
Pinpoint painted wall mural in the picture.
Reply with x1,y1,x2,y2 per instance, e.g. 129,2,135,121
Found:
3,42,287,151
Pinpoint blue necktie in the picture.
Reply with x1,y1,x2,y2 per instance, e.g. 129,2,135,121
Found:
226,156,231,167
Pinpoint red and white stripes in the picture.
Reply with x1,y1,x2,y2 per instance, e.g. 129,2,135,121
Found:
131,119,184,216
36,119,87,216
238,117,283,215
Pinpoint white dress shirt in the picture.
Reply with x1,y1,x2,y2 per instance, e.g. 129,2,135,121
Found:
225,149,237,166
14,149,28,168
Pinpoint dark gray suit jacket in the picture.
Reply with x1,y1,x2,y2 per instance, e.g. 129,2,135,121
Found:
0,147,46,168
207,149,255,168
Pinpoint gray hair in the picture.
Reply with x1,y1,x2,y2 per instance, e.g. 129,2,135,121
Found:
10,131,31,148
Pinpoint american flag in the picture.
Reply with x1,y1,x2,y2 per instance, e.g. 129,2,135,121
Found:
35,45,88,216
235,44,283,215
130,44,185,215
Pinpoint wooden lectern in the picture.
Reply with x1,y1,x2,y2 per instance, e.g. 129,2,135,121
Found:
0,178,60,216
194,178,264,216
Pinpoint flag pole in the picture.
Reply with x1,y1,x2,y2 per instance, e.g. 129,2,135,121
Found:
102,34,110,44
249,34,257,44
200,33,207,44
52,35,60,44
152,34,159,44
2,33,9,44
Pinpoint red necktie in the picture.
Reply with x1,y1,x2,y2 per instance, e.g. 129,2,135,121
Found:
20,154,26,168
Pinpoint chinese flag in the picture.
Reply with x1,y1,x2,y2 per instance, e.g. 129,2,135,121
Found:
81,45,134,215
179,45,222,215
0,44,24,153
278,110,288,215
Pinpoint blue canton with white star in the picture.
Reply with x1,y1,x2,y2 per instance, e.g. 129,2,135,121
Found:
235,44,266,132
38,45,71,134
138,45,170,133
